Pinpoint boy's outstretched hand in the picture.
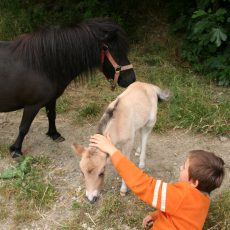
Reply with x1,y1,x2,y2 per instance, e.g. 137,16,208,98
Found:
89,134,118,156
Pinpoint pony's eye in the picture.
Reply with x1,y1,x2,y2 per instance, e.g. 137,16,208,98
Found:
99,172,104,177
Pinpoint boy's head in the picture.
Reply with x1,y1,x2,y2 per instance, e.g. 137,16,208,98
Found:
180,150,225,194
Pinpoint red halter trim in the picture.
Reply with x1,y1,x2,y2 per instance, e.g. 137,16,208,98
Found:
101,44,133,90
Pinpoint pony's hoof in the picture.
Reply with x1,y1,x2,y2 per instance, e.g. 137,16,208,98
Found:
46,132,65,142
10,151,23,159
120,191,126,196
54,136,65,142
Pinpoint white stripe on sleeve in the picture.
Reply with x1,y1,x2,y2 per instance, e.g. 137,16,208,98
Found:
152,180,161,207
161,182,167,212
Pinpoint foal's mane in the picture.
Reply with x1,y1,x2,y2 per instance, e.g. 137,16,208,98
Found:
97,99,119,134
9,18,129,82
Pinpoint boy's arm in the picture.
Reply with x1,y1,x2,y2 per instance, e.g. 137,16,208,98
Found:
111,151,185,214
111,151,163,208
89,134,186,214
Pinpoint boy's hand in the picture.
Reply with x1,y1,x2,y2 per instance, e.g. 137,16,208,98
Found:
89,134,118,156
142,214,154,228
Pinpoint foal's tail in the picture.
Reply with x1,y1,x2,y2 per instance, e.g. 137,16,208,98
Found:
153,85,171,102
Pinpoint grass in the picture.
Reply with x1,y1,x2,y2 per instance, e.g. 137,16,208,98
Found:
51,24,229,229
75,101,101,124
0,16,229,230
0,144,8,159
0,155,56,225
204,190,230,230
60,191,152,230
131,38,230,137
0,201,9,221
56,94,72,113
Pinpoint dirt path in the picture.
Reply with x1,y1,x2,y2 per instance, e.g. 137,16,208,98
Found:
0,111,229,229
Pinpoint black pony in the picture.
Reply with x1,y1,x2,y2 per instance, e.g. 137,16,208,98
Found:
0,17,136,158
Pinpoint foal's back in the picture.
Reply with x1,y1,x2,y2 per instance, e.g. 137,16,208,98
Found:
98,81,163,144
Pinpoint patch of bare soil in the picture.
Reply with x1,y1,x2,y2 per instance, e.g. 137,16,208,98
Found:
0,110,229,229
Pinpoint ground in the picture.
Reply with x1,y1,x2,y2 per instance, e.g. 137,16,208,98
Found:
0,93,229,229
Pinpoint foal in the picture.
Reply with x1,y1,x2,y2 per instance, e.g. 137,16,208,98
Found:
72,81,170,203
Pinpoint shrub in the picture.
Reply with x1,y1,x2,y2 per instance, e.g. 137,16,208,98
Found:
181,7,230,86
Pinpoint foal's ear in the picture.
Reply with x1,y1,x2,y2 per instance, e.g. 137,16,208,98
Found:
71,143,85,156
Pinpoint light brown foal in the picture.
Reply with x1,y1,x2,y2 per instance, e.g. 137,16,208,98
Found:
72,81,170,203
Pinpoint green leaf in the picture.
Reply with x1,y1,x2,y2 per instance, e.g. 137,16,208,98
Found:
0,156,33,179
192,10,207,19
210,28,227,47
0,167,24,179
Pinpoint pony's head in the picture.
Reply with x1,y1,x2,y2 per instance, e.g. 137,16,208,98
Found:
72,143,108,203
86,17,136,89
100,43,135,89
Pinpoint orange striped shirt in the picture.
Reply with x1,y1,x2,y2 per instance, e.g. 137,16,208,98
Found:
111,151,210,230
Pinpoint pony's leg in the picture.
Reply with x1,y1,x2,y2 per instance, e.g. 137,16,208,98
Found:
120,139,134,195
10,106,40,158
139,122,155,169
45,100,65,142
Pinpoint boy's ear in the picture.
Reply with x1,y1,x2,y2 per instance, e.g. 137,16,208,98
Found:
190,179,199,188
71,143,85,156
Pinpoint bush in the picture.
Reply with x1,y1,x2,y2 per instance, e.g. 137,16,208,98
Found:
181,7,230,86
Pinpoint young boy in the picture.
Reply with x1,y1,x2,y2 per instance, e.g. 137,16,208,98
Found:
89,134,225,230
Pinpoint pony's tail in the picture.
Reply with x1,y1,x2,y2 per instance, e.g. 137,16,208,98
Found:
153,85,171,102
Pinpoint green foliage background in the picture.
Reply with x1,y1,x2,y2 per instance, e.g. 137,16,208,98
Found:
0,0,229,85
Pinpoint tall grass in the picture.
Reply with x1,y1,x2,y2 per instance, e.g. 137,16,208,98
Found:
131,34,230,137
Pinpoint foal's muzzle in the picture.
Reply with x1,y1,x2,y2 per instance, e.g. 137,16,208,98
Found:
86,190,99,204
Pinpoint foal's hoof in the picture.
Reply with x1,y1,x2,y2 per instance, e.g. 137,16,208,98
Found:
120,191,126,196
139,162,145,169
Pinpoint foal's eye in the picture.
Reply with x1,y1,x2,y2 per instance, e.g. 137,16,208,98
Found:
99,172,104,177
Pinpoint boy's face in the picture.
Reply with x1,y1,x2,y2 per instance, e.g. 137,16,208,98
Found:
179,158,190,182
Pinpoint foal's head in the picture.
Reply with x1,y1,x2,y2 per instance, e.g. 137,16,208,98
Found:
72,144,108,203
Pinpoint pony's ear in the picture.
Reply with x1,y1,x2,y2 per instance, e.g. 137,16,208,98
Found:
71,143,85,156
101,29,117,42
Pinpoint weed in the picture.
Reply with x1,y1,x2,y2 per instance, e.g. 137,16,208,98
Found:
0,155,56,224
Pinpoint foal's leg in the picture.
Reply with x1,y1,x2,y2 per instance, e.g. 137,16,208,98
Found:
45,100,65,142
135,133,141,156
138,121,155,169
120,139,134,195
10,105,40,158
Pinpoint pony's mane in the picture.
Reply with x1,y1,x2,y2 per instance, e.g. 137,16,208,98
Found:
9,18,129,82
